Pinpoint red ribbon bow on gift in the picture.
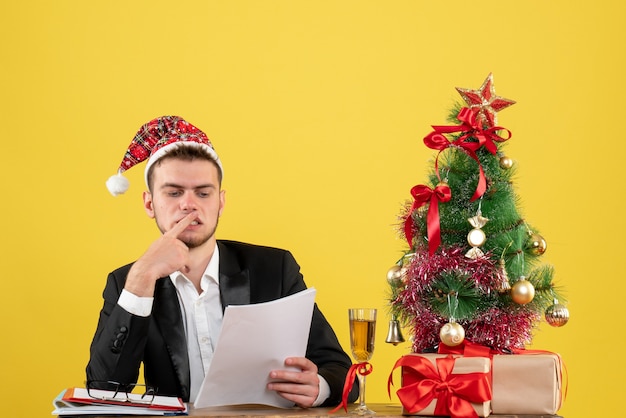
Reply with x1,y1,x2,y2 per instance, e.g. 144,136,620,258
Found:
330,362,373,413
404,183,451,255
423,107,512,202
388,355,491,418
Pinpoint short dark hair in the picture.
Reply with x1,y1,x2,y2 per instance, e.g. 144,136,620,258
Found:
146,145,222,191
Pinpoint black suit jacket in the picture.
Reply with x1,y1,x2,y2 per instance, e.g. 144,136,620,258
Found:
86,240,357,406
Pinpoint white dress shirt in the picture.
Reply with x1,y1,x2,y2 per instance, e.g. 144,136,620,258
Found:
117,245,329,405
169,246,222,402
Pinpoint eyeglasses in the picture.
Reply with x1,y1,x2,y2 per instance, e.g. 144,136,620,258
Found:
85,380,158,405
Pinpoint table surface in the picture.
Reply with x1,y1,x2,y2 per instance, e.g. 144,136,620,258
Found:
177,403,563,418
64,403,563,418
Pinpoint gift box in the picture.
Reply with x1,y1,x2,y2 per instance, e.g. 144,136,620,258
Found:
394,354,491,417
491,353,563,415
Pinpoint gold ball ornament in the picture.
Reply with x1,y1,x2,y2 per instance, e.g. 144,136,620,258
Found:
526,233,547,256
439,322,465,347
545,303,570,327
511,279,535,305
499,156,513,169
386,265,405,284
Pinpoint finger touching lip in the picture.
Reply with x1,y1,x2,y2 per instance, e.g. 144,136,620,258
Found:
177,216,201,226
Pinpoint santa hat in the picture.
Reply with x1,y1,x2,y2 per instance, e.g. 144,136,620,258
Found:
106,115,222,196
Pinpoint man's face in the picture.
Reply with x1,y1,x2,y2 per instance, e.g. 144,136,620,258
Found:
143,158,225,249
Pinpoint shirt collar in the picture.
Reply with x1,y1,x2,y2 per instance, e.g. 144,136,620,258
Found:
169,244,220,288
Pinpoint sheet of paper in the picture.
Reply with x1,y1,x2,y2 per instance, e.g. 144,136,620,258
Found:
194,287,316,409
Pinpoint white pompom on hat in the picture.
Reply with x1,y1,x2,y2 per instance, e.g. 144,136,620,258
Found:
106,116,222,196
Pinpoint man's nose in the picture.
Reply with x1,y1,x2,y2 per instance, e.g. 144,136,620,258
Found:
180,193,198,211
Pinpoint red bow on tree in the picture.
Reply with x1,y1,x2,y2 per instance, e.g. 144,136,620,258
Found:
404,183,451,255
423,107,511,202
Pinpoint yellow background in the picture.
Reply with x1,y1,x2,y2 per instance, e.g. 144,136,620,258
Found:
1,1,623,416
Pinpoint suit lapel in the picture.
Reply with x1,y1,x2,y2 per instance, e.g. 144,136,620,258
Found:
153,278,191,400
217,241,251,310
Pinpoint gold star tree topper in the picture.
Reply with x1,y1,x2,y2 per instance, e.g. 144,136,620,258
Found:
456,73,516,128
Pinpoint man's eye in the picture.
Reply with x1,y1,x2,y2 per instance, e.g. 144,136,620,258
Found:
167,191,182,197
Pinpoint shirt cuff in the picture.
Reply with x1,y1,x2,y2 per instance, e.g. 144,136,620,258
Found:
118,289,154,317
313,375,331,407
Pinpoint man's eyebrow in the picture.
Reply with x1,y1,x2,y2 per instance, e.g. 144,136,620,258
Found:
160,183,216,190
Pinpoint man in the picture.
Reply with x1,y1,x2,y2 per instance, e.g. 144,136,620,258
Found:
88,116,357,407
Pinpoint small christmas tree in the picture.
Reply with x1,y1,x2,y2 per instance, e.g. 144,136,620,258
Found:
387,74,569,353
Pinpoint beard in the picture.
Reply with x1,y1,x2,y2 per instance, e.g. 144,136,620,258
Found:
182,220,218,249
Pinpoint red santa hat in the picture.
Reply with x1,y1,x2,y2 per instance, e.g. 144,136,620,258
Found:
106,116,222,196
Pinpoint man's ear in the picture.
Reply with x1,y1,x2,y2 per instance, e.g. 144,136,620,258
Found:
143,191,156,219
218,189,226,217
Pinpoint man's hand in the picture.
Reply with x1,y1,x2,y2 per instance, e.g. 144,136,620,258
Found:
124,212,198,297
267,357,320,408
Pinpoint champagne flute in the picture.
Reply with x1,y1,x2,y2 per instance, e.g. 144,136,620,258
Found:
348,308,377,415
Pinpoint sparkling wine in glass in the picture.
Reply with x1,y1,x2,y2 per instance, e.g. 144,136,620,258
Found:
348,308,377,415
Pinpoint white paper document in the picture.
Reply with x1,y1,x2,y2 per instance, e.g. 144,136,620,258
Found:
194,287,316,409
